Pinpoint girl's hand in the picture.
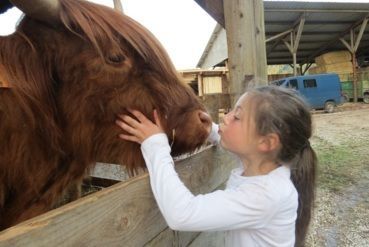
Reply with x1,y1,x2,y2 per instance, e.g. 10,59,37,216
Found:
116,109,164,144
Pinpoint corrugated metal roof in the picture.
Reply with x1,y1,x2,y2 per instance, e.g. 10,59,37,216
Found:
265,1,369,11
195,0,369,66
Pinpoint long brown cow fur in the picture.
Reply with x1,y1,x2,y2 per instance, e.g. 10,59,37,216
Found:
0,0,211,230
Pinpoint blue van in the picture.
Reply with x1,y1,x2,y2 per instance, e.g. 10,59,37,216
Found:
270,73,342,113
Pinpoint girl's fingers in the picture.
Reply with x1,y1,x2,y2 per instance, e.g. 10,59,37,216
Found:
117,114,127,121
128,109,149,124
118,134,140,143
116,120,139,136
121,114,140,128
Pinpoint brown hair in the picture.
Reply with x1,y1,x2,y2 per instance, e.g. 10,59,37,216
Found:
248,86,317,246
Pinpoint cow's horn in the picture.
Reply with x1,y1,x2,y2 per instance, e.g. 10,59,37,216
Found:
10,0,60,23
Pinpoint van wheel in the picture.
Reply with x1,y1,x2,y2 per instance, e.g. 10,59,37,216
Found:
324,101,335,113
364,94,369,104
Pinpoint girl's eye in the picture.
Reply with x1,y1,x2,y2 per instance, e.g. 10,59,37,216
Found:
233,115,240,120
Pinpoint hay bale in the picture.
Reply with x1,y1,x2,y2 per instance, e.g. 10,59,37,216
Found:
309,62,353,75
338,73,353,82
315,51,352,66
321,62,353,73
308,66,323,74
309,62,353,80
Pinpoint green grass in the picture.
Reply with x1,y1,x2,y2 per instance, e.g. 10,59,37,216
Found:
312,139,367,193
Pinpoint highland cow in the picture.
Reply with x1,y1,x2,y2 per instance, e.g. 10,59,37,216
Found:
0,0,211,230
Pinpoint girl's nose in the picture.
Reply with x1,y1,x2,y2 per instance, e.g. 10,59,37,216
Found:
223,112,231,125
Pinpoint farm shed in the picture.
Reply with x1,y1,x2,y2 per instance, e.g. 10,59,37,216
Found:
179,68,229,96
179,68,231,123
195,0,369,101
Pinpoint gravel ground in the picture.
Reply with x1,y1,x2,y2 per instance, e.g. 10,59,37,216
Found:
306,104,369,247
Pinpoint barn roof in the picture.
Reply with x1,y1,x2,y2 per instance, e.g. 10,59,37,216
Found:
195,0,369,66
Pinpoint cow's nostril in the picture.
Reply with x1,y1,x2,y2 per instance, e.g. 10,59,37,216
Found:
198,111,212,126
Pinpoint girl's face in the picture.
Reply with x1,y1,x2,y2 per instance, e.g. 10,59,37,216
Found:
218,93,260,156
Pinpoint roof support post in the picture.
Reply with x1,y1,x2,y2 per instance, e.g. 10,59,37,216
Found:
354,17,368,51
223,0,267,105
197,74,204,97
339,17,368,102
292,52,297,76
113,0,124,13
282,15,305,76
294,16,305,51
301,63,313,75
267,39,282,56
265,28,294,43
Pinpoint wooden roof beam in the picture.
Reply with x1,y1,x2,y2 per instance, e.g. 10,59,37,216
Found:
265,8,369,13
303,14,369,65
194,0,225,27
266,20,356,25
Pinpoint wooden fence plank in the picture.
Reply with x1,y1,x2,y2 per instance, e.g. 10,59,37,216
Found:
188,231,225,247
0,173,164,247
0,146,237,246
144,228,174,247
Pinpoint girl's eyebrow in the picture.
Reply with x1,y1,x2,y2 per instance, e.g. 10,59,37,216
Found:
234,106,244,116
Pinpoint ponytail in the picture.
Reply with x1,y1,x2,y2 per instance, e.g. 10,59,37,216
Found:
291,143,317,246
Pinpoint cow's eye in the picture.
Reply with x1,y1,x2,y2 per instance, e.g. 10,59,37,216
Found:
106,54,125,64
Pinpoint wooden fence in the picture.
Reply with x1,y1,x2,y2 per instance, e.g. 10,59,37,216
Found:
0,145,237,247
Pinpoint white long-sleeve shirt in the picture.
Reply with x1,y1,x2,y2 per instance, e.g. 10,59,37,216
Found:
141,124,298,247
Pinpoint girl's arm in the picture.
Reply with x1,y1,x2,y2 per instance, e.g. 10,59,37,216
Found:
116,110,278,232
141,133,277,232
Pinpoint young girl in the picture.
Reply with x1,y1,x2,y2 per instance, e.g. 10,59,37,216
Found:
116,86,317,246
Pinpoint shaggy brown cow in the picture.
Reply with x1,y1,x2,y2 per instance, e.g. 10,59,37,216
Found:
0,0,212,230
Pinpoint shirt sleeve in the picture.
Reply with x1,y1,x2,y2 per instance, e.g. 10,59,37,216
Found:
207,122,220,145
141,134,277,232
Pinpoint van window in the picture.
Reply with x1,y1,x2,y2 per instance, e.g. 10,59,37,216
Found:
303,79,317,88
289,79,298,90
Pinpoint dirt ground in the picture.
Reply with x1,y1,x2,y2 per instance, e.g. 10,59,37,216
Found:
306,103,369,246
